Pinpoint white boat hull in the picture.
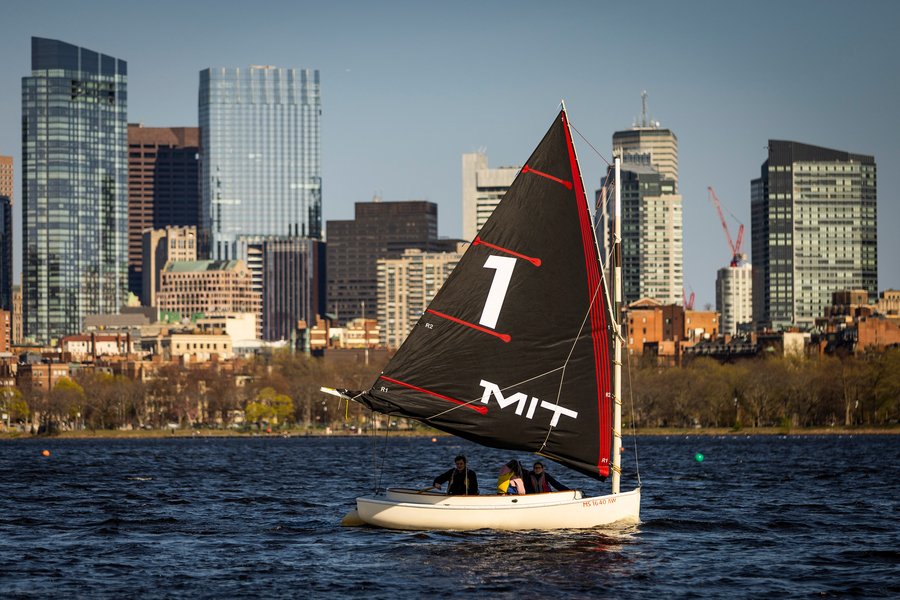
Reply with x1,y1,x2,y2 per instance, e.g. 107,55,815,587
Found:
353,487,640,531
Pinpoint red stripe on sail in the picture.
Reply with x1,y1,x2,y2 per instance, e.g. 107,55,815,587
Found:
472,237,542,266
426,309,511,343
380,376,489,415
561,110,611,479
522,164,573,189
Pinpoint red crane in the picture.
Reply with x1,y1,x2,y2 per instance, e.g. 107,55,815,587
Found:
708,186,744,267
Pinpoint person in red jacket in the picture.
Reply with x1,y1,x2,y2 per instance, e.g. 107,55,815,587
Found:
524,461,569,494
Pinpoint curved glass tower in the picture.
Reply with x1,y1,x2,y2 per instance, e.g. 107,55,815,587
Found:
22,38,128,343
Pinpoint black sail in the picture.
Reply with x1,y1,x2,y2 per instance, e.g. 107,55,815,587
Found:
350,109,613,480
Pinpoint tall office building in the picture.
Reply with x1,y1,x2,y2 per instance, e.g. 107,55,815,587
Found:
612,93,678,190
716,263,753,335
0,196,11,312
597,165,682,305
127,125,200,298
462,152,520,242
327,200,461,324
751,140,877,329
199,66,321,262
235,235,322,342
0,156,12,201
377,243,466,349
22,38,128,343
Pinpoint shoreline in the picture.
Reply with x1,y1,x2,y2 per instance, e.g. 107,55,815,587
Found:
2,425,897,440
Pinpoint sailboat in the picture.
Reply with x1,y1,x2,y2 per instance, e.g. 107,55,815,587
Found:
322,104,640,530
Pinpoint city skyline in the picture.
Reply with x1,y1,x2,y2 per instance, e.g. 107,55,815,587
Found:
1,1,899,311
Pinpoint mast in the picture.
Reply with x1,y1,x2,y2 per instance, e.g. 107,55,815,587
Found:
612,156,623,494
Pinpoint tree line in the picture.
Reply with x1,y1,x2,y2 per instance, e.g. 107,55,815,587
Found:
623,349,900,429
3,347,899,434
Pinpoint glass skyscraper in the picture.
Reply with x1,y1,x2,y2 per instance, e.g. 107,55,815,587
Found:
22,38,128,343
751,140,877,330
199,67,321,261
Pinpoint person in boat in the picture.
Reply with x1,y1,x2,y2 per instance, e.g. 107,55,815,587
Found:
497,460,526,495
433,455,478,495
524,461,570,494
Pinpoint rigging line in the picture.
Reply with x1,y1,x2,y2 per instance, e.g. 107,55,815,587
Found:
568,121,611,167
594,168,615,213
537,275,606,454
624,348,642,488
421,365,567,421
376,421,391,494
372,410,378,494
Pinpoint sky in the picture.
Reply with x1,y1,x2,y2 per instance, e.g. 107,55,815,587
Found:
1,0,898,310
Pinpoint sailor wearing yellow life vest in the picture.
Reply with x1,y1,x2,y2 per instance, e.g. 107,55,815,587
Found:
497,460,526,495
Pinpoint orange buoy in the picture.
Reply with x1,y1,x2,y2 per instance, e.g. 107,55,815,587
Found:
431,438,437,442
42,450,50,456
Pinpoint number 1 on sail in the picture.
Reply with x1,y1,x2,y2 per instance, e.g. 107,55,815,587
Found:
479,255,516,329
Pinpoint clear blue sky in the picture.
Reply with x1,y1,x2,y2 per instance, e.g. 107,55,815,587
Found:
1,0,898,309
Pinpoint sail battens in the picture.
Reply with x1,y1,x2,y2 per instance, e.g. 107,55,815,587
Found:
521,164,573,189
425,309,512,342
472,237,541,267
379,376,488,415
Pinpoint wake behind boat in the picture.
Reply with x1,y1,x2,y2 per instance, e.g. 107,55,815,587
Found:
324,104,640,530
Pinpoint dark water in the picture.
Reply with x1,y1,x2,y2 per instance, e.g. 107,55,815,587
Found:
1,434,899,599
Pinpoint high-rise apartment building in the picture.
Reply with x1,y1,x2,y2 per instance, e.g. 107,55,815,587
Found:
327,200,460,324
22,38,128,343
142,226,198,307
0,156,12,201
377,243,466,349
127,125,200,298
751,140,877,329
716,263,753,335
597,165,682,305
199,66,321,262
462,152,520,242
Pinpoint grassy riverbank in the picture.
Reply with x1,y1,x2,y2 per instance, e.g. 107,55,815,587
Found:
2,424,898,440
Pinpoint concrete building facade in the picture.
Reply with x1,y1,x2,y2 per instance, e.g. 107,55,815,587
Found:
461,152,520,242
142,226,198,307
716,263,753,335
377,243,466,349
156,260,261,338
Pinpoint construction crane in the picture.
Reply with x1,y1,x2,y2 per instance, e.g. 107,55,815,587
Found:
682,279,695,310
708,186,744,267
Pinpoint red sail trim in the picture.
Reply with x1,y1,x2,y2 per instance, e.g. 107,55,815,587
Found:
472,237,542,266
522,164,573,189
561,110,611,479
426,309,512,342
380,376,489,415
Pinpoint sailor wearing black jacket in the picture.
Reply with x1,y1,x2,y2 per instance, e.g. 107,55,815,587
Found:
433,455,478,495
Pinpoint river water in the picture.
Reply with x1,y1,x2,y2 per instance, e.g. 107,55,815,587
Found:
1,434,898,598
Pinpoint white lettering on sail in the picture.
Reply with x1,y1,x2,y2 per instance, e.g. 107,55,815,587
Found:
479,380,528,415
479,380,579,425
539,401,579,427
479,255,517,329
